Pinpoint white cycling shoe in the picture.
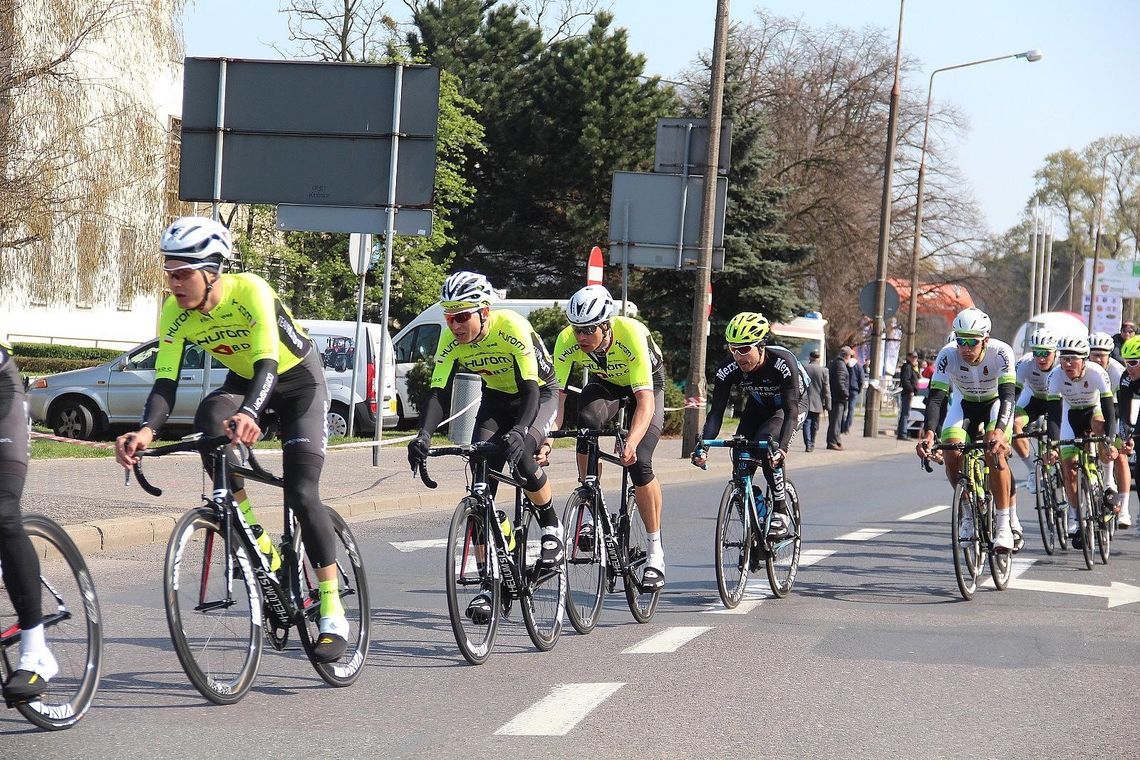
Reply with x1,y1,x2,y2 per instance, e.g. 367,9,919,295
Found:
993,517,1014,553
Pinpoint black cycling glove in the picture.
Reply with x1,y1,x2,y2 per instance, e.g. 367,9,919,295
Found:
408,432,430,470
502,427,528,467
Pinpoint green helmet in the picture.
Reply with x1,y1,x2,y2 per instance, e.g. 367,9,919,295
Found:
1121,335,1140,360
725,312,771,345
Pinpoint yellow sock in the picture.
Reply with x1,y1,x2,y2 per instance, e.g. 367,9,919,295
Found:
318,578,344,618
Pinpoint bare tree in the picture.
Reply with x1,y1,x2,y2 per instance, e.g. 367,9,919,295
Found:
281,0,398,62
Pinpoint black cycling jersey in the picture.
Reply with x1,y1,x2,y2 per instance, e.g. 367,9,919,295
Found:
1118,373,1140,439
701,346,803,452
0,349,42,630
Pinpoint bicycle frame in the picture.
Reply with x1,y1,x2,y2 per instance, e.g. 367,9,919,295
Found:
701,436,782,546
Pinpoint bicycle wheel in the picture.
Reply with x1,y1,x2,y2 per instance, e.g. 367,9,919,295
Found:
1049,465,1069,550
1092,482,1111,565
1034,460,1056,555
714,483,749,609
766,481,803,598
620,487,659,623
988,499,1012,590
519,508,565,652
445,498,499,665
1,515,103,730
1077,472,1095,570
951,482,981,600
294,507,371,687
561,488,604,635
164,507,262,705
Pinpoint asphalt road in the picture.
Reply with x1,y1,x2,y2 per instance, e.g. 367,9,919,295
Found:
5,451,1139,758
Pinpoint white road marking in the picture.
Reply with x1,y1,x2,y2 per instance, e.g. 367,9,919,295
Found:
980,558,1036,588
622,626,713,654
835,528,890,541
899,505,951,521
389,538,448,552
799,549,836,566
704,588,765,615
495,683,625,736
1002,577,1140,608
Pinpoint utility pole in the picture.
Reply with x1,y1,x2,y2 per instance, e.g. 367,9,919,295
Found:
681,0,729,456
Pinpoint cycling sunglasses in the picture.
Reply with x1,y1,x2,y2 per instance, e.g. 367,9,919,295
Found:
955,337,982,347
1125,359,1140,367
730,343,759,355
444,309,479,324
573,324,602,336
1031,349,1053,358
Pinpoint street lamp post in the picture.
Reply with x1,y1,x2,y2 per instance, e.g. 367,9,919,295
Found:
1088,143,1140,323
904,49,1042,356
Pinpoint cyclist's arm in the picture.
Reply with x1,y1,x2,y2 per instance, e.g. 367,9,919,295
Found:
700,368,734,441
1100,391,1116,440
418,363,457,436
626,388,655,450
142,332,188,434
238,359,277,422
994,380,1017,433
777,364,801,452
1118,384,1136,439
922,385,948,434
1045,395,1062,440
511,364,541,433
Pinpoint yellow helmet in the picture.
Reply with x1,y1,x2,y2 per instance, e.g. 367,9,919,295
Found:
725,312,771,345
1121,335,1140,361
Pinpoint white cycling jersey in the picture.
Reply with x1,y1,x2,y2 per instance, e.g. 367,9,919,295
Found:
930,339,1017,402
1046,363,1113,410
1015,354,1055,406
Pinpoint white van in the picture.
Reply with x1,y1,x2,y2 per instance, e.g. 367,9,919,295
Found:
299,319,398,436
391,298,638,424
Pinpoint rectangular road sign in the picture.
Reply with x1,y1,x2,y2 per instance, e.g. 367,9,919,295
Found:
179,58,439,207
607,171,727,270
653,118,732,175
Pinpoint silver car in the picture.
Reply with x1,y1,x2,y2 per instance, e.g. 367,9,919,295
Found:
27,340,225,440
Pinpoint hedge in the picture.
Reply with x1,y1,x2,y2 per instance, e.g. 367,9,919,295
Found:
13,342,122,361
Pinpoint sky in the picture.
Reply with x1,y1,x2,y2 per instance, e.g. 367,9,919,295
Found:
182,0,1140,237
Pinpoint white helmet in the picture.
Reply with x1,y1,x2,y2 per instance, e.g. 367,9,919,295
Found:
440,271,495,309
565,285,615,326
160,216,234,272
952,307,991,337
1029,329,1057,351
1056,335,1090,358
1089,332,1114,352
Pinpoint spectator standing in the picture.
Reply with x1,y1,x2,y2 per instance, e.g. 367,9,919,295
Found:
1111,320,1136,362
842,351,865,434
896,351,919,440
803,350,831,452
827,347,850,450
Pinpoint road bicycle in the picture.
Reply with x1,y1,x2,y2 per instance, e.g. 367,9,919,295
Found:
1058,435,1113,569
415,441,566,665
551,428,659,633
699,436,802,608
131,433,369,704
1013,422,1067,554
0,514,102,730
923,439,1012,600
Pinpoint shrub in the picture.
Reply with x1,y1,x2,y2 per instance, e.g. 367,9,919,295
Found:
663,380,685,435
14,357,106,374
13,342,122,361
406,360,433,414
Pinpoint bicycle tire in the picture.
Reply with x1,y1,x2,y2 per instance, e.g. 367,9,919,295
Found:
1034,460,1056,555
561,489,604,635
620,487,659,623
164,507,262,705
519,508,565,652
714,483,749,609
1049,464,1069,550
445,498,499,665
3,515,103,730
1077,471,1095,570
766,481,802,598
1092,481,1111,565
951,482,981,600
294,507,371,686
988,498,1012,590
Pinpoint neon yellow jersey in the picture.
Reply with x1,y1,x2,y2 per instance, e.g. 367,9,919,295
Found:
430,309,556,394
155,273,311,380
552,316,665,392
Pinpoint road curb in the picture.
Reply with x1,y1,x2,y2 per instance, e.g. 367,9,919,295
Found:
59,437,907,555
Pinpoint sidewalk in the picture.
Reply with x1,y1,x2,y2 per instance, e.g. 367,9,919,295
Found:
23,425,913,556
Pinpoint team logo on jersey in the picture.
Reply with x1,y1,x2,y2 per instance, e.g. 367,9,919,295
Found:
214,344,235,355
982,366,989,376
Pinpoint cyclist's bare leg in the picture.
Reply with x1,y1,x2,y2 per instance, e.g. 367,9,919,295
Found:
634,478,662,533
943,449,963,489
1114,454,1131,512
986,449,1012,510
1012,416,1030,459
1061,457,1079,506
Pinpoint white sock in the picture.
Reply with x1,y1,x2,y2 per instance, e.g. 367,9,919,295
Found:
20,623,46,660
995,509,1010,530
1008,502,1021,530
646,531,664,562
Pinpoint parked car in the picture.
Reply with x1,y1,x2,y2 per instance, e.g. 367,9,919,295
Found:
26,320,397,440
300,319,397,437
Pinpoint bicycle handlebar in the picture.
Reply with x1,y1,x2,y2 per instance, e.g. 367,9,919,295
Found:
920,438,1007,473
130,433,282,497
414,439,525,491
1057,435,1108,447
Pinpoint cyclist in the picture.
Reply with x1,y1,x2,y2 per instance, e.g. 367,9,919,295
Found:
916,308,1019,552
407,272,563,623
114,216,349,663
547,285,668,590
1042,335,1116,545
690,312,803,545
1115,336,1140,533
0,341,58,700
1012,329,1057,497
1089,331,1132,528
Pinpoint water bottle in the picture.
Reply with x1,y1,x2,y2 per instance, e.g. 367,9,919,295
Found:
496,510,516,551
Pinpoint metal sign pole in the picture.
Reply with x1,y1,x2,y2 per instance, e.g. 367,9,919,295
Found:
210,60,227,222
675,124,693,270
374,63,404,466
347,233,368,439
622,201,630,316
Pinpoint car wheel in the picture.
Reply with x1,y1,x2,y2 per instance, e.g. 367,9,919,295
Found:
327,403,350,439
51,398,97,440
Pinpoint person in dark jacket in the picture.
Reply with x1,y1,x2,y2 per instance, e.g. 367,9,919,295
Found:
827,347,850,449
842,351,865,434
896,351,919,439
803,350,831,451
1111,321,1136,362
